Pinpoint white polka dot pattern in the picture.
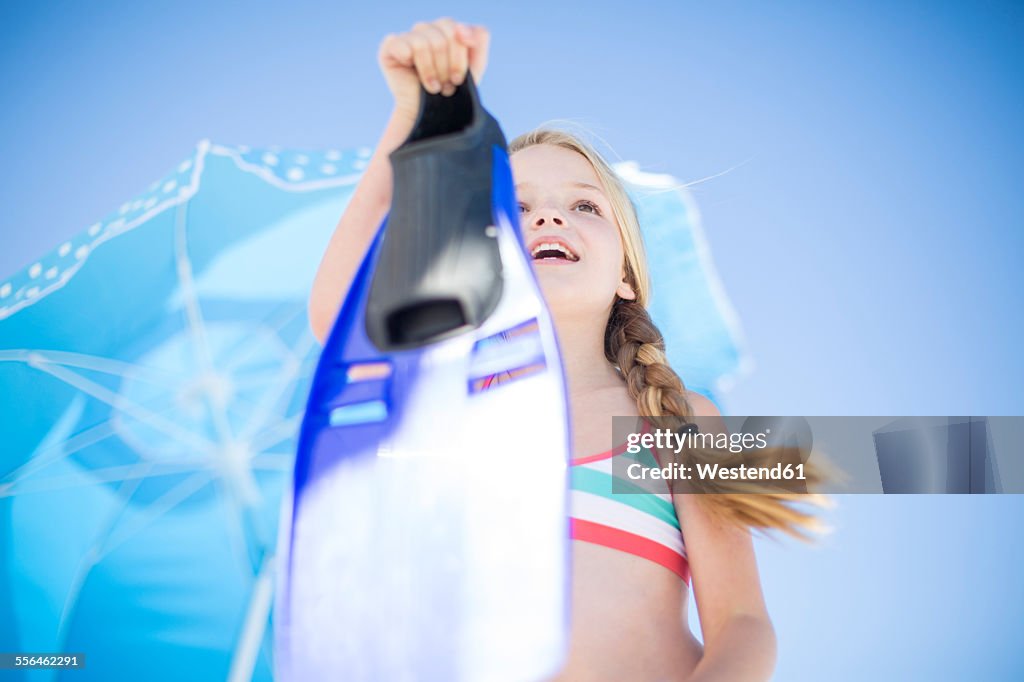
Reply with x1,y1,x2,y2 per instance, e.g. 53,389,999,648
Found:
0,141,372,320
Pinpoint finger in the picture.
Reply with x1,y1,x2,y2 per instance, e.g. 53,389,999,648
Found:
447,29,469,86
380,33,414,68
407,30,441,93
455,23,476,45
431,18,467,86
417,23,451,91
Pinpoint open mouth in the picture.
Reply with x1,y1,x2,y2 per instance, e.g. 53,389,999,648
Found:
530,241,579,263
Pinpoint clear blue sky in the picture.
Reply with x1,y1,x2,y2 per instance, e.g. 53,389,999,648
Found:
2,1,1022,678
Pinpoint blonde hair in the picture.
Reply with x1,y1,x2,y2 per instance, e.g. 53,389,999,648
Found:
509,127,830,539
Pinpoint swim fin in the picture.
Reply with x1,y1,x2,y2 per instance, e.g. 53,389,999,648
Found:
274,74,571,681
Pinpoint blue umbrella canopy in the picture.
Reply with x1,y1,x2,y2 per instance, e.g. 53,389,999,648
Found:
616,161,751,398
0,140,748,681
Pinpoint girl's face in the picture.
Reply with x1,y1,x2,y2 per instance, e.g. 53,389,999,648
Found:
510,144,636,320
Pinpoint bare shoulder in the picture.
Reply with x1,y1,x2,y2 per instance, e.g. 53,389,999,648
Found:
683,390,729,443
684,390,721,417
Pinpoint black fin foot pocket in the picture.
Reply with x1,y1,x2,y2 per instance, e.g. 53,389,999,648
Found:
365,74,508,351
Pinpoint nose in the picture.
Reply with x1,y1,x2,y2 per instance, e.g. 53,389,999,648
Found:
529,210,565,231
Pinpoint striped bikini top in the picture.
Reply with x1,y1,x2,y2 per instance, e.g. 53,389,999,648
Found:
569,438,690,583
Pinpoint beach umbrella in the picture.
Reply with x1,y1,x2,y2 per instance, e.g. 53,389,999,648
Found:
0,141,364,681
0,139,747,681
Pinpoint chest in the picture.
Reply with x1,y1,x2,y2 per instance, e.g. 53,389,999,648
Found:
569,386,639,458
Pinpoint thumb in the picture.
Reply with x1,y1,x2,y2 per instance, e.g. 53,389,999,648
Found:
455,23,478,43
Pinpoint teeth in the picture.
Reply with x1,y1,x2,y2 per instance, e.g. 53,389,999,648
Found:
530,242,578,261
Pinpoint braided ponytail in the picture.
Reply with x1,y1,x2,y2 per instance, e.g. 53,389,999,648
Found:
510,125,831,540
606,298,830,539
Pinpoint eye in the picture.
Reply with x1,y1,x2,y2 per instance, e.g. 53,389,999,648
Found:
518,202,529,214
574,199,602,215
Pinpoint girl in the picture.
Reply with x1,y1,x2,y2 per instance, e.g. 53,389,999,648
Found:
309,18,824,681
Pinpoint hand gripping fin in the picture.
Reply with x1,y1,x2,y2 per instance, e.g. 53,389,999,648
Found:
365,74,507,350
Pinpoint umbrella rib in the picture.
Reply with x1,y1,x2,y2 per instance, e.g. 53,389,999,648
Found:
0,349,183,389
2,348,242,486
54,466,153,649
1,389,227,489
172,199,236,450
25,355,217,453
248,414,303,454
233,354,300,443
212,471,260,572
1,460,212,497
1,412,120,486
92,470,214,563
227,552,276,682
249,453,294,470
230,371,292,390
218,300,308,375
237,332,315,442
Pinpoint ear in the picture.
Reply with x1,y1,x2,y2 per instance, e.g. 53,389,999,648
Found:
616,277,637,301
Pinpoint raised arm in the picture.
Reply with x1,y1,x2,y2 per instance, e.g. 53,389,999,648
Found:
307,18,491,344
307,111,413,344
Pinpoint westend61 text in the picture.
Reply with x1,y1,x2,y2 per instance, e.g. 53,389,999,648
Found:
627,461,807,482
